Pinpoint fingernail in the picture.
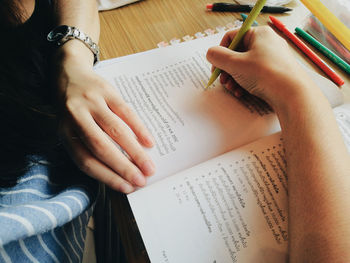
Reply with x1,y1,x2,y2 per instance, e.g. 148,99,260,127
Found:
133,173,146,186
141,132,155,147
121,183,134,194
146,135,155,146
146,132,155,145
142,160,155,176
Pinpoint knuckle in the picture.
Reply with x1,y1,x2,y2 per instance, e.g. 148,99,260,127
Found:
97,81,110,93
65,97,81,114
99,112,114,125
120,104,133,117
89,135,109,157
108,126,124,140
82,90,99,103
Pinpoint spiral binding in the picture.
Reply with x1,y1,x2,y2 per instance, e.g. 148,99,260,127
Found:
157,20,243,48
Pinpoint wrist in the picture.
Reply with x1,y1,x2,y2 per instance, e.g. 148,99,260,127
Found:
273,75,331,129
260,64,320,112
54,40,95,70
47,25,100,66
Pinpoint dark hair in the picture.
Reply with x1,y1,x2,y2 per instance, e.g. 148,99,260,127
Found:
0,0,72,187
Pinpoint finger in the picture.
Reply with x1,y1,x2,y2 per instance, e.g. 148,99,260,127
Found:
219,29,239,47
234,88,244,98
105,91,154,148
220,28,256,52
226,78,244,98
210,30,239,75
242,28,257,50
206,46,246,76
93,105,156,177
220,71,229,85
69,110,149,185
226,77,238,92
61,127,135,193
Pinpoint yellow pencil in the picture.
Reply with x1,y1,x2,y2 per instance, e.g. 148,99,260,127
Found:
206,0,267,89
300,0,350,51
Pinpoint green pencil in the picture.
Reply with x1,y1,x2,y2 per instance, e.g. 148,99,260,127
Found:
295,27,350,75
206,0,266,89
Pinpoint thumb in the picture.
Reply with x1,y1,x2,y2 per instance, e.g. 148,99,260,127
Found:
206,46,247,75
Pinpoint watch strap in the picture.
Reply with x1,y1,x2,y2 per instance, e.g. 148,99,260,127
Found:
48,26,100,65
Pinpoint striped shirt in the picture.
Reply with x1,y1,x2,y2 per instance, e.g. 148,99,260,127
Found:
0,157,97,263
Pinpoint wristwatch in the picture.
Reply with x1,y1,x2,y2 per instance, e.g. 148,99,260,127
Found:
47,25,100,65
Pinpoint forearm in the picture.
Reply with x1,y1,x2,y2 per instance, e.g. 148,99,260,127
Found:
276,77,350,262
53,0,99,41
207,26,350,261
52,0,100,66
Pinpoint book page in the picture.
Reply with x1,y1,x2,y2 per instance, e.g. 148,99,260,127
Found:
95,33,343,185
95,34,280,184
128,133,288,263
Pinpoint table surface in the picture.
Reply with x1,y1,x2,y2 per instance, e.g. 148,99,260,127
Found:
98,1,350,262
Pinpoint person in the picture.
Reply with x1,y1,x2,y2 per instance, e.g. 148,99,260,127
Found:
1,0,155,192
51,0,156,193
206,26,350,262
2,1,349,262
0,0,154,262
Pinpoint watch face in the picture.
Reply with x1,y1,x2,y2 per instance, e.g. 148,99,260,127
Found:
47,25,70,42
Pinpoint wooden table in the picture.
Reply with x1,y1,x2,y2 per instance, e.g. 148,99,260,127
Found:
98,1,350,262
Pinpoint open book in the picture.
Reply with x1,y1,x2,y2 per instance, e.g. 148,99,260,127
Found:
95,33,349,262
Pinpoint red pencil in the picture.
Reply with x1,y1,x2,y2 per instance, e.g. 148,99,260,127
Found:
269,16,344,86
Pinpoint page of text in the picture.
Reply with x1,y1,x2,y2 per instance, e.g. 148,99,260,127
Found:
95,34,280,184
129,133,288,263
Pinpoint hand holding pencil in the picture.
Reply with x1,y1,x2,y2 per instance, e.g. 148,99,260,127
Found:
206,0,267,88
206,26,317,106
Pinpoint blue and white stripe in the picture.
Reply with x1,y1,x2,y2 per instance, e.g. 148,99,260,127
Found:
0,157,97,262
